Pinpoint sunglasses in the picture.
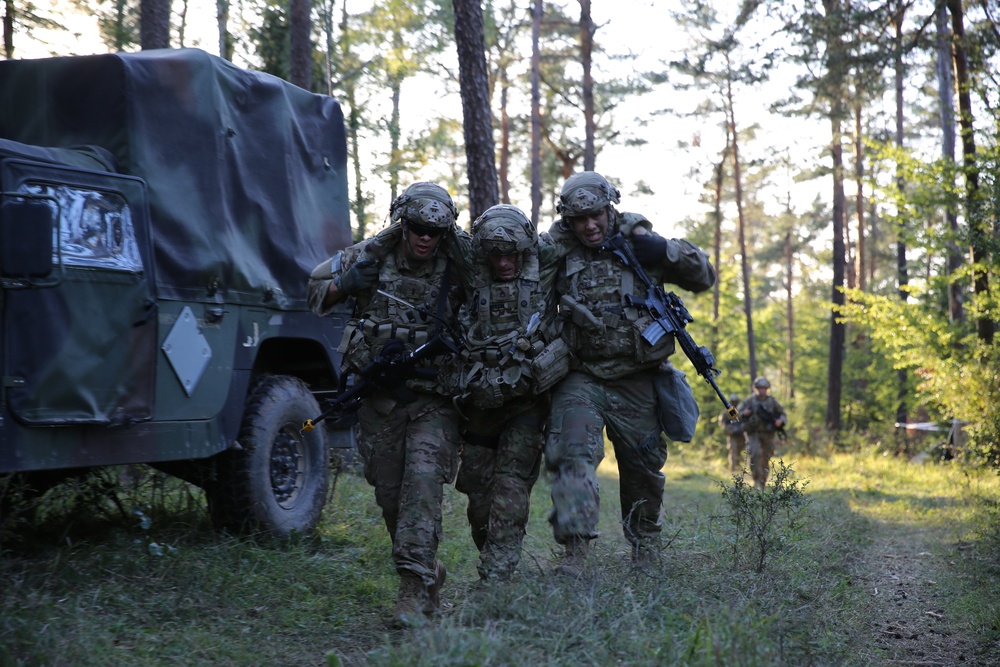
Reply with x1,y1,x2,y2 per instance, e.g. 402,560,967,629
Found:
405,222,446,238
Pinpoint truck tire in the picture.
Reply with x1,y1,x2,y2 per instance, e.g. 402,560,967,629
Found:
207,375,329,537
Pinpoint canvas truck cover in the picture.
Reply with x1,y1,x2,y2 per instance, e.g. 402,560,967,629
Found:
0,48,351,308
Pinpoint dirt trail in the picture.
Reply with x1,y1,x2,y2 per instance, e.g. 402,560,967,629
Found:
853,520,978,666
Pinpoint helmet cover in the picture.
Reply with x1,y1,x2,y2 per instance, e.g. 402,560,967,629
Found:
557,171,621,217
390,182,457,228
753,376,771,389
472,205,536,255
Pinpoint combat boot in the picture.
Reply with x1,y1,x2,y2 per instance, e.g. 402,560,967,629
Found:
554,536,589,578
631,539,661,568
426,560,447,612
390,572,429,628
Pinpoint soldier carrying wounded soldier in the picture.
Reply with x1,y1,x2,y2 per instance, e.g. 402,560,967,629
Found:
307,182,465,627
542,171,716,575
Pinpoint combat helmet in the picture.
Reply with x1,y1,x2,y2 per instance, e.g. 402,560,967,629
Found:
556,171,621,218
753,376,771,389
728,393,740,403
472,205,536,256
390,182,457,229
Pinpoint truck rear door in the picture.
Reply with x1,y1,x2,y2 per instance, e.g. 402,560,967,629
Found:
1,159,156,426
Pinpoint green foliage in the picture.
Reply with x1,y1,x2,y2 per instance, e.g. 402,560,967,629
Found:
839,287,1000,465
719,460,810,573
250,3,290,80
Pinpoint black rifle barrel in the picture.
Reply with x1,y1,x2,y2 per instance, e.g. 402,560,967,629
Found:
602,233,739,422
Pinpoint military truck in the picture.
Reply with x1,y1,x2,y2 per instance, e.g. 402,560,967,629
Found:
0,48,354,536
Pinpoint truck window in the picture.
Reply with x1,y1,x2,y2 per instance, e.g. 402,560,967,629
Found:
20,182,143,273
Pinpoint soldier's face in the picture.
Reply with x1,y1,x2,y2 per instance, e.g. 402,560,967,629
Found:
754,386,768,398
487,252,520,281
403,223,443,261
569,209,609,247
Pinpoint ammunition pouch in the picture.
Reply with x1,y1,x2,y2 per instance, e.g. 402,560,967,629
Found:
530,337,571,394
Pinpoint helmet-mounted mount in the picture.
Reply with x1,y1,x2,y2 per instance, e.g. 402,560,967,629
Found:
556,171,621,217
390,182,458,228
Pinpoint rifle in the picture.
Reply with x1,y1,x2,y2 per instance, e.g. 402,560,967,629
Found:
600,233,740,422
302,291,465,433
754,404,788,441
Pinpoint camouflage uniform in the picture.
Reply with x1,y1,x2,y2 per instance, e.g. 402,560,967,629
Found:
446,205,569,581
545,172,715,562
719,393,745,472
737,377,787,488
307,182,463,624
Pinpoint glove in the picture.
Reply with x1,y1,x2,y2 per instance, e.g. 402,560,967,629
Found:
333,258,379,295
631,233,669,268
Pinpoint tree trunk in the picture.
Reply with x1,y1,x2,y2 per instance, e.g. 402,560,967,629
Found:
499,64,511,203
177,0,188,47
892,0,909,433
785,228,795,399
826,110,847,432
822,0,847,433
453,0,499,220
529,0,542,225
712,152,725,328
388,29,403,203
725,54,756,385
336,2,368,240
948,0,991,344
4,0,14,59
853,95,865,292
578,0,595,171
289,0,313,90
936,0,963,324
217,0,233,61
140,0,171,50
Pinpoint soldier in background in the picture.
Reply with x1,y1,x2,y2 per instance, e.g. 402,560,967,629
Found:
544,171,716,575
719,393,746,472
447,205,569,582
307,182,464,627
738,376,787,489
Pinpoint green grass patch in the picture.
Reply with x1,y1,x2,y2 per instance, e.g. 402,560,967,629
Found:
3,445,1000,666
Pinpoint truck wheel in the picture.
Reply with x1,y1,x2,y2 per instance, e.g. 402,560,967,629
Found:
207,375,329,537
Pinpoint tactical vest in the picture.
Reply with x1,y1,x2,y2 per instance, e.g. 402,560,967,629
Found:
444,254,568,408
741,394,783,433
337,250,457,393
558,241,674,380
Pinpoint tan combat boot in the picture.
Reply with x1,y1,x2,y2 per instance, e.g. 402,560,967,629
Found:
426,560,447,612
390,572,429,628
554,536,589,578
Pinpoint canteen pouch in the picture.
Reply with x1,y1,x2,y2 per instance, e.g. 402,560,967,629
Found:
653,362,699,442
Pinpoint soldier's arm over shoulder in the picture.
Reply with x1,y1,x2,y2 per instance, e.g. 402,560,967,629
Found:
440,223,475,289
662,239,715,293
307,244,368,316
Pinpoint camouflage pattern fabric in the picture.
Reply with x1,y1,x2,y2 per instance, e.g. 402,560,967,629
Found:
545,369,667,548
744,430,777,487
737,393,787,486
719,409,746,472
449,207,569,581
455,399,545,580
310,224,464,586
357,392,460,585
544,210,714,551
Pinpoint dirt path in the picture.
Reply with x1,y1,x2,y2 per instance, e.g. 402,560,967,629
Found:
853,519,979,666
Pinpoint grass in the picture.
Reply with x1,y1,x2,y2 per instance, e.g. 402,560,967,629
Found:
3,442,1000,666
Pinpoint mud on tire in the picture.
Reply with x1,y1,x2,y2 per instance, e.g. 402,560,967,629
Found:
207,375,329,537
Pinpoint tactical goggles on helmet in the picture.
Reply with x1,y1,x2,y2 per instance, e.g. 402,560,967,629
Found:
404,221,446,238
480,238,518,255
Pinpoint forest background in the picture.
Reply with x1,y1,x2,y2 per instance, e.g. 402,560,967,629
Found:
6,0,1000,462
